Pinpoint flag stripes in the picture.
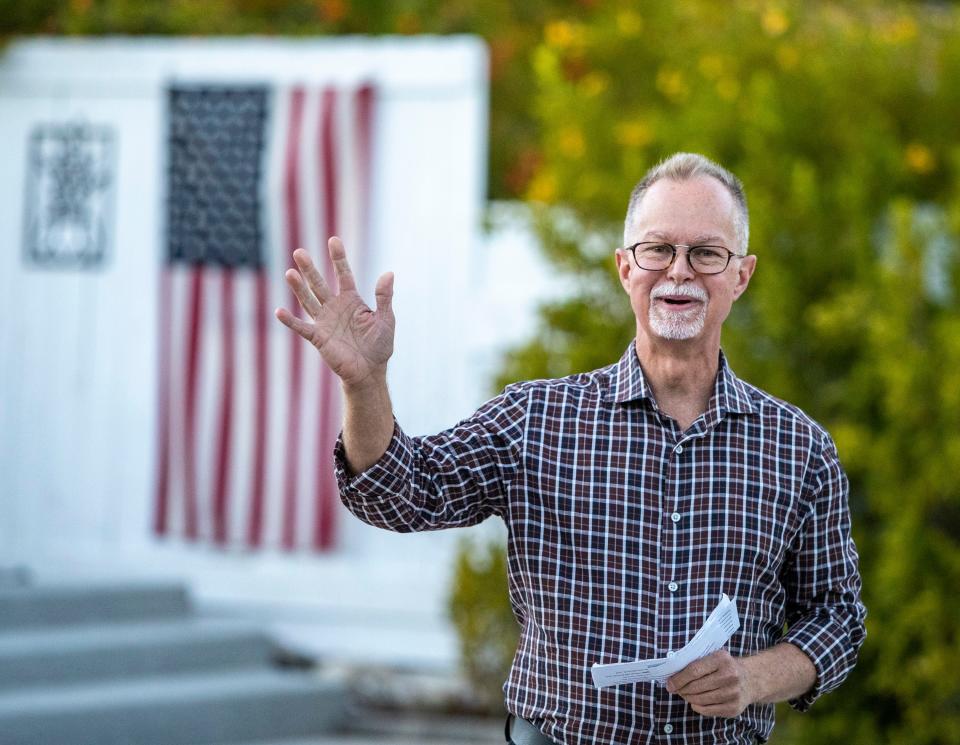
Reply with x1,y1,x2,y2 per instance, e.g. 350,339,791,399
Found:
281,86,306,551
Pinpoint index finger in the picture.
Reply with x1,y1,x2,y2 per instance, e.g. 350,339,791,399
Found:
328,236,356,293
666,651,723,693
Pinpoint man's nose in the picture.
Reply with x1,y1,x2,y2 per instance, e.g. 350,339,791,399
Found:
665,247,697,282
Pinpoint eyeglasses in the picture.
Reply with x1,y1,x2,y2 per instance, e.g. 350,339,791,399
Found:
624,242,742,275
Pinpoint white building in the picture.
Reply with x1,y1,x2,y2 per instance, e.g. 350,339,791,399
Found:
0,37,560,672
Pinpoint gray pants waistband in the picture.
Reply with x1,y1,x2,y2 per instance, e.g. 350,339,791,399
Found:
505,714,557,745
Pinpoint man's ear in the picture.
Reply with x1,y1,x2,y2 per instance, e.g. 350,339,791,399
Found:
615,250,632,292
732,254,757,301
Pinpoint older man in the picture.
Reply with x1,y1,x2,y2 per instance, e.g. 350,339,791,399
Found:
276,153,866,744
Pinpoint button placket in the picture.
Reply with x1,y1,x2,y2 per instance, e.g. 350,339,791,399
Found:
659,435,688,743
663,432,706,739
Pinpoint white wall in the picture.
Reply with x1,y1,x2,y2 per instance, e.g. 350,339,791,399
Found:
0,37,534,669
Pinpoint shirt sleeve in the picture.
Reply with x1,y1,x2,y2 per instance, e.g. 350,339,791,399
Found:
333,384,528,532
781,431,867,712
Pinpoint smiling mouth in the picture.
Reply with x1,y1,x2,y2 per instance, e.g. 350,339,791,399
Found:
656,297,700,307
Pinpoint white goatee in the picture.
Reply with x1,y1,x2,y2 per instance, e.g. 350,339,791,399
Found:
649,283,709,340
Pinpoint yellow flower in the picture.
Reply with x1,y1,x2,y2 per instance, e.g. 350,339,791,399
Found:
762,7,790,37
528,170,557,203
656,67,689,102
904,143,936,174
615,121,654,148
616,10,644,37
545,20,582,49
580,72,609,97
558,127,586,158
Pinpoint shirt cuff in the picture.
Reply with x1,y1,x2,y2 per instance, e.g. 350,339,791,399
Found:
333,419,413,503
780,614,853,712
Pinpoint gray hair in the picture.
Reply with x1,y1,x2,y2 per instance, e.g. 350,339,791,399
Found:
623,152,750,254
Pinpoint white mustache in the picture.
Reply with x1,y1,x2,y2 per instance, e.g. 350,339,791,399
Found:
650,283,708,301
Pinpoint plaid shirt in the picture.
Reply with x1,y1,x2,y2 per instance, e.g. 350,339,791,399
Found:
335,343,866,744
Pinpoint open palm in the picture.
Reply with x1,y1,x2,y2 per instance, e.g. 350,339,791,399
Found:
275,237,395,390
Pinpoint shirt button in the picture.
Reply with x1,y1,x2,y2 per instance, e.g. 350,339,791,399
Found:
668,581,679,592
674,444,684,454
667,650,676,658
663,723,674,734
670,512,681,523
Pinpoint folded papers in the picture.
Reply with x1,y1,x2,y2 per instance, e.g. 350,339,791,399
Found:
591,593,740,688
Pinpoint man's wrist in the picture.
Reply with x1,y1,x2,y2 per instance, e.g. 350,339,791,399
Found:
738,643,817,705
738,653,764,706
341,368,388,396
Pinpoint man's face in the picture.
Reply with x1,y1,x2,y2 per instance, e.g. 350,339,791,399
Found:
616,176,756,347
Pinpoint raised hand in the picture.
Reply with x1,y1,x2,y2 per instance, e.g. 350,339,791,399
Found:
275,237,395,391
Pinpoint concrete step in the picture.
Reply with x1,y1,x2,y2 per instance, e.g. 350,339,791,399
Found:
0,565,31,588
0,669,345,745
0,617,276,690
0,582,190,629
226,737,500,745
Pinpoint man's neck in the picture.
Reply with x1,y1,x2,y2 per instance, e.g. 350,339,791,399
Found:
634,334,719,431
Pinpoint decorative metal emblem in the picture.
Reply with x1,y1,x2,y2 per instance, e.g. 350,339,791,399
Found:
23,121,116,268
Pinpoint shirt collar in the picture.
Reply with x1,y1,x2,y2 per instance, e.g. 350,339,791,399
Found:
606,342,655,404
604,342,758,416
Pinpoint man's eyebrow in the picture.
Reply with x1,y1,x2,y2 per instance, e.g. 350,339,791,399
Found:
642,231,726,244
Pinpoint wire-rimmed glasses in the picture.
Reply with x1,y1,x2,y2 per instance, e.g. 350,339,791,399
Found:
624,242,742,275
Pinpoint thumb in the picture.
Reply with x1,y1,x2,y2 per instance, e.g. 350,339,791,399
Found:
374,271,394,315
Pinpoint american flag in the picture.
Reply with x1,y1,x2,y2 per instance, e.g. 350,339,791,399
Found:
154,83,376,552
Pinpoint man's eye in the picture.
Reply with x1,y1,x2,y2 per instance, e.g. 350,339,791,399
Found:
692,247,723,260
643,244,672,255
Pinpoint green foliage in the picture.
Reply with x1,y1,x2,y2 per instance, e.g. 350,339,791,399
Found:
447,535,519,713
507,1,960,742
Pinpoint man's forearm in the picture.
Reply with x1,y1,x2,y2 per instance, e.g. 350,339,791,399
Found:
742,642,816,704
342,374,395,475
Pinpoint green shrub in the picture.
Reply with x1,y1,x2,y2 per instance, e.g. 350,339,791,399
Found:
447,535,519,714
